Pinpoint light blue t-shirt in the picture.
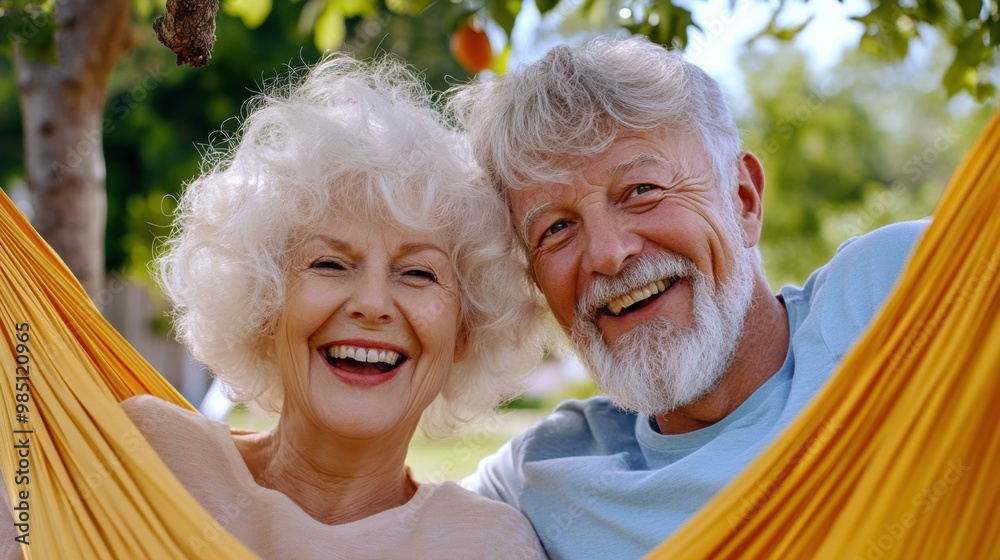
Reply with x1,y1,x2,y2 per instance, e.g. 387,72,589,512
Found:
463,220,928,560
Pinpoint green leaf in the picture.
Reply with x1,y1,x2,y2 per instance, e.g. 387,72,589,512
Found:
771,15,814,42
314,3,345,51
223,0,273,29
484,0,520,35
670,4,695,48
535,0,559,16
942,50,976,97
132,0,154,20
1,4,58,63
335,0,376,19
385,0,433,16
298,0,325,35
957,0,983,21
973,81,996,101
491,41,512,74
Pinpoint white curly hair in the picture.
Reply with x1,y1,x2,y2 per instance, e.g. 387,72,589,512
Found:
156,55,547,436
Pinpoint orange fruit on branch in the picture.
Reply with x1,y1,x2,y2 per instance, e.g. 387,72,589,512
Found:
450,23,493,73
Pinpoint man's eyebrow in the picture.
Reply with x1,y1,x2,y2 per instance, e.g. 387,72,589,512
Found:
600,152,670,183
520,202,559,245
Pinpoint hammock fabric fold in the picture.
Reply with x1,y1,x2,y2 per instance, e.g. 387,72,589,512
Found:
647,109,1000,558
0,192,257,558
0,109,997,559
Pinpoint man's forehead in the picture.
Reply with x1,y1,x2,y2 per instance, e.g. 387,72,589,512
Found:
510,145,687,207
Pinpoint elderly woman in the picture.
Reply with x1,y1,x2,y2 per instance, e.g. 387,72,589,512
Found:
120,56,548,558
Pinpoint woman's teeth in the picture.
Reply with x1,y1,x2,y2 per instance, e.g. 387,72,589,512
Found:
325,345,401,365
606,278,674,316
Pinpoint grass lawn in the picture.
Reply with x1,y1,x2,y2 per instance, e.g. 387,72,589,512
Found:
226,407,544,483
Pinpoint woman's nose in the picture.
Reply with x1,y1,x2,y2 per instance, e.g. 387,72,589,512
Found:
346,272,395,324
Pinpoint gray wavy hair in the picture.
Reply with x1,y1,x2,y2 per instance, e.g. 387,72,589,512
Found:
156,55,546,436
449,35,743,208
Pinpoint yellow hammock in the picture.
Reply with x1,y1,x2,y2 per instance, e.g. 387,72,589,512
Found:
0,109,997,559
0,198,257,555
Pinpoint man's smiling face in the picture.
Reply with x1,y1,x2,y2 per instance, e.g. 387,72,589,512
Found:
510,128,762,413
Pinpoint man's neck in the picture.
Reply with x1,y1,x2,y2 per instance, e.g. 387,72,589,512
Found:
654,280,789,435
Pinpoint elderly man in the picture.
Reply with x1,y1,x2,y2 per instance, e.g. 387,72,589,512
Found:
451,36,928,559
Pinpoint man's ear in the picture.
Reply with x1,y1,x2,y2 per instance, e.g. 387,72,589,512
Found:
734,151,765,248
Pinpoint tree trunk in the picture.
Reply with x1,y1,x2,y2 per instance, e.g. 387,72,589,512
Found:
14,0,133,302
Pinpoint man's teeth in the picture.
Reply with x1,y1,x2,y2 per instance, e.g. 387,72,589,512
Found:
325,345,401,365
607,279,670,316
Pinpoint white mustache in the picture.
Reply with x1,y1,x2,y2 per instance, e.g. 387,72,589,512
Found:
574,252,697,322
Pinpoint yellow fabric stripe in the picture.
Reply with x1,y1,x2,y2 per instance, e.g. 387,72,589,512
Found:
647,110,1000,558
0,192,257,559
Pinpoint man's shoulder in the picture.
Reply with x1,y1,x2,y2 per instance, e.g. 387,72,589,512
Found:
823,219,928,297
832,219,929,266
791,219,929,357
515,396,640,461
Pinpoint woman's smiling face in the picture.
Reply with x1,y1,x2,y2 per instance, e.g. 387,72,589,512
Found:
274,212,465,440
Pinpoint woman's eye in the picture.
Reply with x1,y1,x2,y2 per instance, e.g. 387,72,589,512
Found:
404,269,437,282
310,259,344,270
543,221,569,239
629,184,658,198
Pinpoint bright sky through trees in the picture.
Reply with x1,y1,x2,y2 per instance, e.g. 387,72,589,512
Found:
508,0,873,102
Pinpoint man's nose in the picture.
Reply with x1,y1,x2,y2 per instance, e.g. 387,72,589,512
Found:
581,210,642,277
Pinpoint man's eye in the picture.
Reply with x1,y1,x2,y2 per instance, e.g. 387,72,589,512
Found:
543,221,569,239
629,184,658,198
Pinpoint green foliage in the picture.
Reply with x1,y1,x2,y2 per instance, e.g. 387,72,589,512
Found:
0,55,20,184
738,43,995,288
853,0,998,101
314,2,347,51
484,0,521,35
535,0,559,15
223,0,273,29
0,0,58,63
298,0,378,52
94,0,472,276
619,0,697,48
465,0,1000,99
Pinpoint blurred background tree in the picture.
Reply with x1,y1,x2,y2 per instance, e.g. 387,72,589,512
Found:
2,0,997,298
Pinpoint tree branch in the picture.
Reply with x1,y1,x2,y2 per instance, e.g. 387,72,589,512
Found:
153,0,219,68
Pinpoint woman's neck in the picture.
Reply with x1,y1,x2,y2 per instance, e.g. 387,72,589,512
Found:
233,417,418,525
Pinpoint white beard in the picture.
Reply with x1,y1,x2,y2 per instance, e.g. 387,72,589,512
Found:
570,229,757,416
